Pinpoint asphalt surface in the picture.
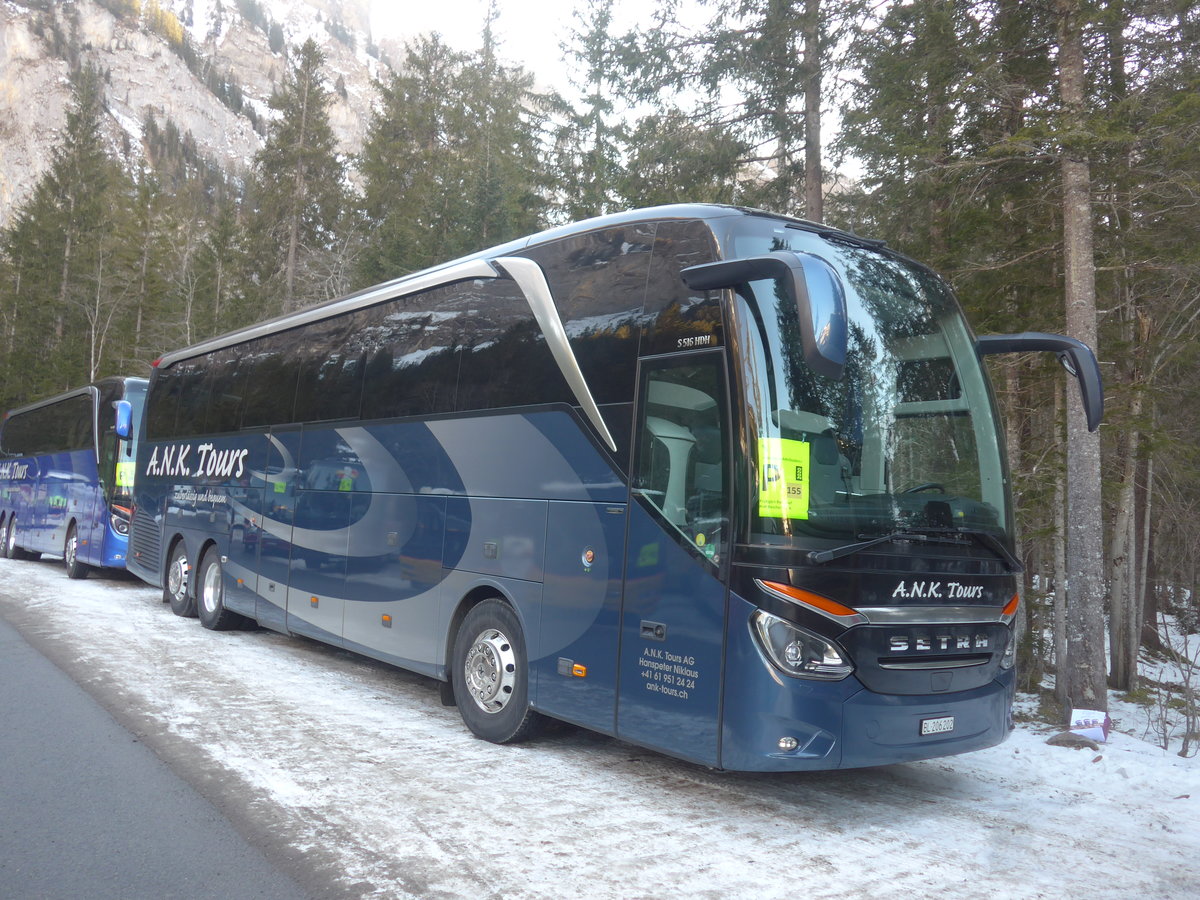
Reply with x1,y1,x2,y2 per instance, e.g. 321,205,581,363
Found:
0,614,311,900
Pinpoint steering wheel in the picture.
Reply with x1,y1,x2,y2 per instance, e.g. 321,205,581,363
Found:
902,482,947,494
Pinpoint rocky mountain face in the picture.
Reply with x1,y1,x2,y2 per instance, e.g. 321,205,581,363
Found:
0,0,392,229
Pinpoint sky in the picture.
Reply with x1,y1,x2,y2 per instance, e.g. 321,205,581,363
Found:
370,0,591,94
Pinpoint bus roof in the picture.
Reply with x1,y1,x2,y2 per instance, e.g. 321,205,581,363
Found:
153,204,881,371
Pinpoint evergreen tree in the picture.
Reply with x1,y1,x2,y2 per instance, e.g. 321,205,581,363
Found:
245,38,346,314
357,35,474,284
553,0,625,219
0,64,130,405
459,4,549,248
616,0,862,217
357,30,548,285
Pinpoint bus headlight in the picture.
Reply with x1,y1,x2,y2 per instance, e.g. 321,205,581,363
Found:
1000,628,1016,670
752,610,852,681
110,508,131,536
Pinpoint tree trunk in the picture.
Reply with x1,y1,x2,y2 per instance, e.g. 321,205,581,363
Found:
1108,418,1138,689
1053,388,1069,709
1057,0,1108,714
802,0,823,223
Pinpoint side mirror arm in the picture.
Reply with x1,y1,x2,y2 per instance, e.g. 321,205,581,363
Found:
976,332,1104,432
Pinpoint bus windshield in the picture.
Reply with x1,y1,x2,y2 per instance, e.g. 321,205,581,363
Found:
98,379,146,505
729,220,1010,548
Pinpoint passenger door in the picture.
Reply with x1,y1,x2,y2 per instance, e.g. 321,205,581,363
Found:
617,352,731,767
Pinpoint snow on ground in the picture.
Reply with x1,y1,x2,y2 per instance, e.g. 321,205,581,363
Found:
2,556,1197,899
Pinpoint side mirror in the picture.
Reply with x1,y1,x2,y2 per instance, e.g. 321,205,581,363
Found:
681,251,848,380
976,332,1104,432
114,400,133,439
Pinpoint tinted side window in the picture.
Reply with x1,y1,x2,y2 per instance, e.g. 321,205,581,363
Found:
360,285,462,420
146,365,183,441
172,359,210,438
63,393,95,451
241,333,301,429
6,409,37,455
640,220,721,356
293,314,366,423
454,278,572,412
523,223,653,407
203,346,248,434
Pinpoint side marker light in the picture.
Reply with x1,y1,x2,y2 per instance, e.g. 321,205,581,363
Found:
760,580,860,618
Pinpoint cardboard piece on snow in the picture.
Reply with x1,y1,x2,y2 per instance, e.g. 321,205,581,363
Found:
1069,708,1111,742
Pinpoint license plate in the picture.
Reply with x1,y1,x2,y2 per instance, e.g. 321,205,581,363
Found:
920,715,955,736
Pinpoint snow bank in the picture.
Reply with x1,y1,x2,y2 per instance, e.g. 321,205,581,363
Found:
1,556,1196,899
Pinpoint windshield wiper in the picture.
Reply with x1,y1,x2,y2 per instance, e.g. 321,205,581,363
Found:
932,527,1024,574
807,527,1023,573
807,532,929,565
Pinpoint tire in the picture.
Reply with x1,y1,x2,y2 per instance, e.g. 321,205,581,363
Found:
451,598,540,744
164,541,197,617
196,546,247,631
64,524,91,580
4,515,30,560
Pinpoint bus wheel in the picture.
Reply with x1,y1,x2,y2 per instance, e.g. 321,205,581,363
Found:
451,599,540,744
197,547,246,631
4,515,28,560
0,517,10,559
164,542,197,617
64,525,91,580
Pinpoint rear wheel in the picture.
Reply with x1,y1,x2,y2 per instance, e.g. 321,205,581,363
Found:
451,599,540,744
64,524,91,580
4,515,30,560
164,541,196,617
197,547,247,631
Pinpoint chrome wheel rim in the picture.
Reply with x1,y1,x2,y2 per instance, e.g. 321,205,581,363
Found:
168,554,189,600
66,533,77,568
5,520,14,555
201,559,221,615
463,627,517,714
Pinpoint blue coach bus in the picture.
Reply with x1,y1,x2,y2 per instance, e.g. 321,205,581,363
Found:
1,376,147,579
127,205,1102,770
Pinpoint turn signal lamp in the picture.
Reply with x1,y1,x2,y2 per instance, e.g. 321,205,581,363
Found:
760,580,859,618
757,579,866,627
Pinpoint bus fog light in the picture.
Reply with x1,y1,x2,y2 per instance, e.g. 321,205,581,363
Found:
778,736,799,752
752,610,852,681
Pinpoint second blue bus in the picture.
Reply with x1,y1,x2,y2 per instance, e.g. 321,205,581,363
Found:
1,376,147,578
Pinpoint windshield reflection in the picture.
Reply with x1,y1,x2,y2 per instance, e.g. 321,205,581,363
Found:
729,222,1009,550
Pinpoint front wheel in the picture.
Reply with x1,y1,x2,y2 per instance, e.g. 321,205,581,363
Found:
64,524,91,580
164,541,196,617
451,599,540,744
197,547,247,631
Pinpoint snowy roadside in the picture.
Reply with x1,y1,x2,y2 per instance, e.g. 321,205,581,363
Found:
1,556,1197,900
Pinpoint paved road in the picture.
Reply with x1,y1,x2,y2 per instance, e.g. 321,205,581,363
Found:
0,615,311,900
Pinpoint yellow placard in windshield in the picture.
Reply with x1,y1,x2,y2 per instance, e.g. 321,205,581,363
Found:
115,461,136,489
758,437,811,520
